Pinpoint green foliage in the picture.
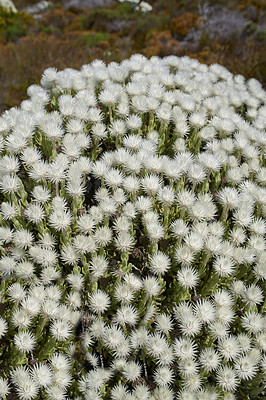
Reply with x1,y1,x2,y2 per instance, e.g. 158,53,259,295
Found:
0,6,33,43
81,31,109,46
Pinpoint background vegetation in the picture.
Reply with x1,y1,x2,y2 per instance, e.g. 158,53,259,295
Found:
0,0,265,112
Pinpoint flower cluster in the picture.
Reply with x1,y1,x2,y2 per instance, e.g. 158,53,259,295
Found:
0,54,265,400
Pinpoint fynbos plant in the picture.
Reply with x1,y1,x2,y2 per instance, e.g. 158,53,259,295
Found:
0,55,265,400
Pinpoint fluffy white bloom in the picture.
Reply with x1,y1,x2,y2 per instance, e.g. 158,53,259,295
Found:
49,208,73,231
216,366,239,392
177,266,199,289
89,290,110,314
0,376,10,398
149,251,171,276
14,330,36,353
115,305,139,326
0,316,8,339
114,232,135,252
30,364,53,388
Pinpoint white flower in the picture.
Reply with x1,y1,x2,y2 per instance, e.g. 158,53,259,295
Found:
177,266,199,289
114,283,135,303
8,282,26,302
178,358,199,378
147,332,169,359
157,185,175,206
149,251,171,276
143,276,161,297
0,317,8,339
193,299,215,323
114,231,135,252
111,383,129,400
53,369,72,389
14,330,36,353
21,296,41,316
243,284,264,306
213,256,235,277
0,377,10,398
49,208,73,231
235,354,258,380
122,361,142,382
129,326,149,350
216,366,239,392
89,290,110,314
155,313,173,334
66,273,84,291
241,311,264,334
30,364,53,388
171,219,189,239
146,221,165,242
0,255,16,276
0,201,19,219
61,244,80,266
13,229,34,249
200,348,221,372
153,366,174,387
49,353,71,371
94,226,112,247
115,305,139,326
218,336,241,361
174,337,197,360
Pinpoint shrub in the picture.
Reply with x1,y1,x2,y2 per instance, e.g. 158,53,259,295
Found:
0,54,265,399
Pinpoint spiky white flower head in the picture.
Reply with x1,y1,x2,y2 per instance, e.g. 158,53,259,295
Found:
148,251,171,276
115,232,135,252
0,255,16,276
77,213,96,234
129,326,149,349
49,208,73,231
66,273,84,291
243,284,264,306
142,276,161,297
7,282,26,302
171,219,189,239
174,337,197,360
30,363,53,388
21,296,41,316
213,256,235,277
175,245,196,267
50,319,73,341
216,365,239,392
178,358,199,378
218,335,241,361
153,366,174,387
147,332,169,359
0,376,10,398
110,383,129,400
155,313,173,334
14,330,36,353
61,244,80,266
94,226,113,247
241,311,264,334
177,266,199,289
193,299,215,323
13,229,34,249
115,304,139,326
0,316,8,339
89,290,110,314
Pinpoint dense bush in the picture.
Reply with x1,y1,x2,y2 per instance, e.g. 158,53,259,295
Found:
0,54,265,399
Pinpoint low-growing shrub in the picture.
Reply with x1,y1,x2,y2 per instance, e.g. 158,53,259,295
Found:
0,54,265,399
